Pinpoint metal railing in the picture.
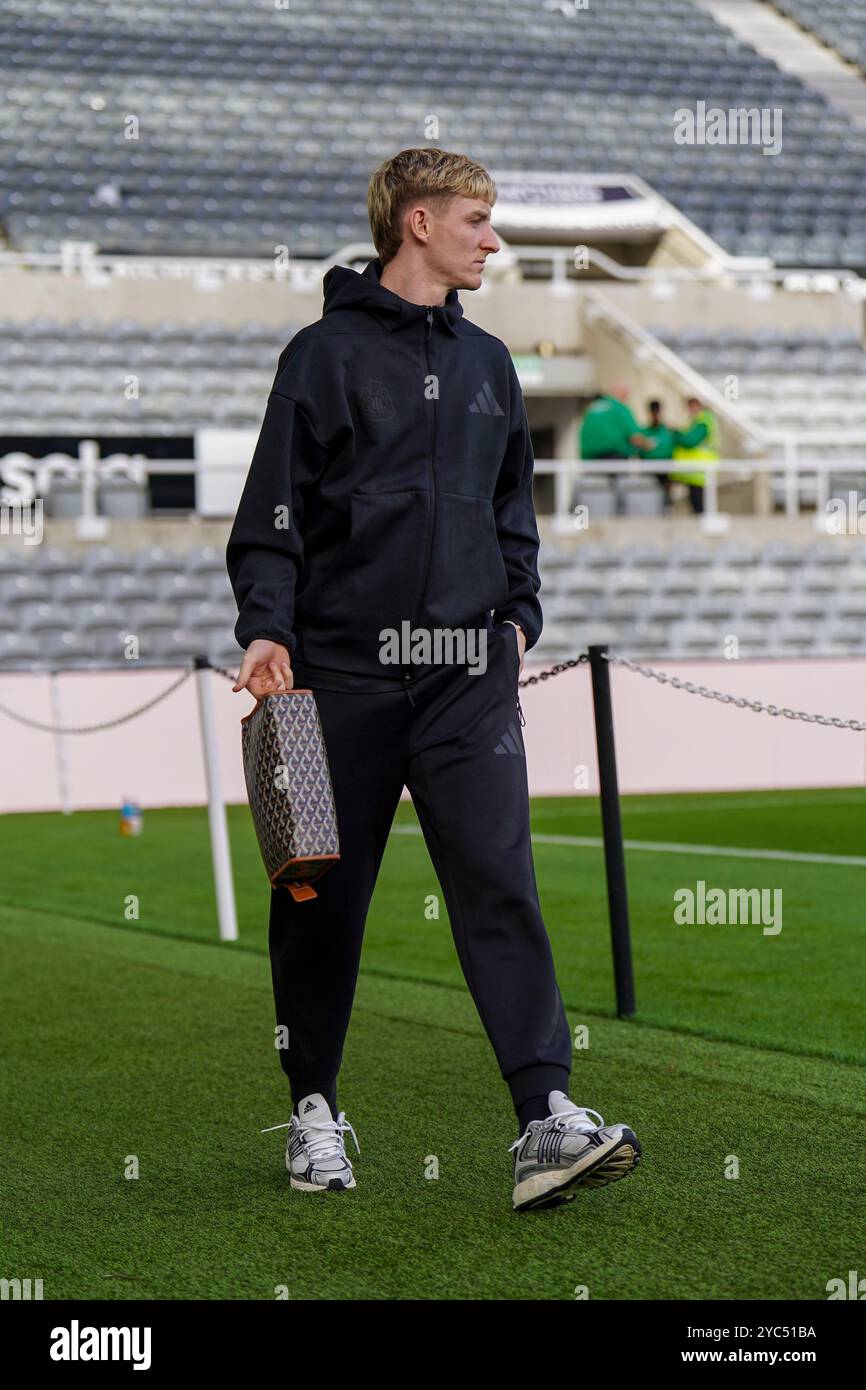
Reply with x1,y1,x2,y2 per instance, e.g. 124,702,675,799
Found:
5,449,866,536
3,238,864,299
533,455,866,533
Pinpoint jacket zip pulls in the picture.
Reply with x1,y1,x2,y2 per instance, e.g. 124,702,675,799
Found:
403,306,438,700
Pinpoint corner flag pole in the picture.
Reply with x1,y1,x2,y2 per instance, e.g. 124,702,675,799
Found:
587,644,635,1016
193,655,238,942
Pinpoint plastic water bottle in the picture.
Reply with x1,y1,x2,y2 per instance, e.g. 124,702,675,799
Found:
120,797,143,836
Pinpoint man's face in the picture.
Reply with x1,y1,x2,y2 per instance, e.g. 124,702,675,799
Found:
421,195,500,289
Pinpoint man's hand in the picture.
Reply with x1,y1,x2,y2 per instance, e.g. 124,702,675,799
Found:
232,639,293,697
505,620,526,675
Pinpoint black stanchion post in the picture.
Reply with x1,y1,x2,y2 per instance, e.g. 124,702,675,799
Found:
587,644,636,1017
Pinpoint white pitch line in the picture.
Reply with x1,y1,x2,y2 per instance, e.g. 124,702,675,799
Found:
559,791,866,816
389,823,866,868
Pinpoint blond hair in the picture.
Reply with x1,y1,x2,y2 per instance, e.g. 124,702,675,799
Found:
367,148,497,265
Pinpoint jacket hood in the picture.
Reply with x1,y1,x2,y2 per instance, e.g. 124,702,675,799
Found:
322,257,463,336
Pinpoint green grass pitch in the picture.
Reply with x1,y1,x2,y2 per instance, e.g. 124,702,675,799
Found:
1,787,864,1299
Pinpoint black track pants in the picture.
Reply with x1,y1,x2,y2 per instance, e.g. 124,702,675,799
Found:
267,622,573,1117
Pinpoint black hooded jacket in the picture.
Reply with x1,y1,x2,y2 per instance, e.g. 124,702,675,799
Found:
226,257,543,687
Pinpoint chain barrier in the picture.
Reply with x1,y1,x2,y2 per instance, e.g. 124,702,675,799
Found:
216,650,866,730
211,658,590,690
517,654,589,687
212,666,240,685
2,651,862,736
603,651,866,732
0,668,192,734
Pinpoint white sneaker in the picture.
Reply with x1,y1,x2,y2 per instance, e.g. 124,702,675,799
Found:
509,1091,641,1212
261,1092,360,1192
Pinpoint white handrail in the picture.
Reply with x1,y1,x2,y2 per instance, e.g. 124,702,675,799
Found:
0,238,864,301
4,450,865,534
532,457,866,534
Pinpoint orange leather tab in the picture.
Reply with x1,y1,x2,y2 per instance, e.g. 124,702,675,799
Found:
286,881,318,903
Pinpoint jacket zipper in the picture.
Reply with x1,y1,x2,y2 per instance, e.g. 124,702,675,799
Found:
405,305,437,678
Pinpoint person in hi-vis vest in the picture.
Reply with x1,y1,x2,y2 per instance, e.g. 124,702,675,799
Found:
670,396,719,514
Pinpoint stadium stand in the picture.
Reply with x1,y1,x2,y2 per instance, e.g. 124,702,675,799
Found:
649,325,866,432
3,2,866,671
0,317,296,434
4,531,866,669
1,0,866,265
540,534,866,660
650,324,866,504
771,1,866,74
0,541,243,670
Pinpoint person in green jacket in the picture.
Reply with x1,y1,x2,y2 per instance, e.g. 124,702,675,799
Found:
579,386,652,460
579,386,653,515
670,397,719,515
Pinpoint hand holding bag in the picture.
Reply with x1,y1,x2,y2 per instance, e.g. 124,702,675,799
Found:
240,689,340,902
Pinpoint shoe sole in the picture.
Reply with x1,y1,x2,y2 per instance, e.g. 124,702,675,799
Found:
290,1174,356,1192
512,1129,642,1212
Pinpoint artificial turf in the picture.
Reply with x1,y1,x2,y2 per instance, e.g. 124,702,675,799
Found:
1,788,864,1299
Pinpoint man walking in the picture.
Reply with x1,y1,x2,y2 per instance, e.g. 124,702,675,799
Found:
226,148,641,1212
